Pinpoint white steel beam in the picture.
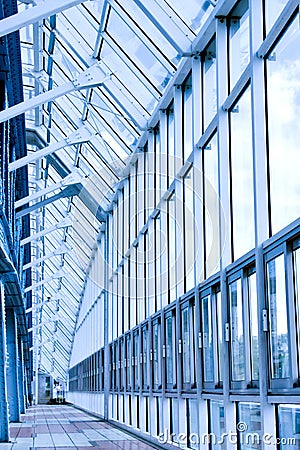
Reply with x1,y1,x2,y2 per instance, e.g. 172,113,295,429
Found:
20,215,73,246
24,270,67,293
15,170,86,207
26,294,61,314
9,127,93,172
28,318,57,333
0,0,92,37
23,244,72,271
30,338,53,352
0,64,110,124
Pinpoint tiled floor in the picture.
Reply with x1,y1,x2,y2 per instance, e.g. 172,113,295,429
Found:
0,405,157,449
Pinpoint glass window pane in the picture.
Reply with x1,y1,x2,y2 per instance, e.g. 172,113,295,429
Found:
183,74,193,162
188,399,199,449
184,168,195,291
168,195,177,302
216,291,223,383
238,402,261,450
230,87,255,260
267,254,290,379
167,103,175,187
142,326,148,389
171,398,179,443
204,133,220,277
248,272,259,381
209,400,225,450
133,333,139,390
203,39,217,129
166,314,176,388
293,247,300,375
264,0,289,33
202,295,214,382
230,278,245,381
166,0,214,33
126,336,131,389
266,18,300,235
153,320,161,388
229,1,250,89
278,405,300,450
182,306,191,384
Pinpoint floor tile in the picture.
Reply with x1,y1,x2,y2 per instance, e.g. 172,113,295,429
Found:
3,405,157,450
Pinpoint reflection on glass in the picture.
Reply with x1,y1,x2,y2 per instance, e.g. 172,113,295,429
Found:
184,169,195,291
248,272,259,381
202,295,214,382
157,397,162,436
216,291,223,382
188,399,199,449
153,321,161,388
167,103,175,187
230,278,245,381
120,339,124,390
126,336,131,389
113,342,118,390
101,41,155,118
209,400,225,450
133,333,139,390
166,314,176,388
238,403,261,450
293,248,300,374
230,87,254,260
166,0,214,33
204,133,220,276
142,326,148,389
106,10,170,91
183,74,193,162
171,398,179,443
166,315,173,385
155,127,161,205
203,40,217,129
229,1,250,88
182,306,191,384
267,255,290,378
267,18,300,235
264,0,289,33
168,195,177,302
278,405,300,450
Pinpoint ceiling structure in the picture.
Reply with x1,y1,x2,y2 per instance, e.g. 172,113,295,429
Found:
7,0,216,380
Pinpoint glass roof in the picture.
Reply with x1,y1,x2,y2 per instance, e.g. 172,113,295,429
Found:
15,0,216,380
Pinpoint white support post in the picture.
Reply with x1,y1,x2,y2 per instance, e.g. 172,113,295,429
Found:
0,283,9,442
6,309,20,423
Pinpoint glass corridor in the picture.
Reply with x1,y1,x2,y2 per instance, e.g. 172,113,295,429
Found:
0,0,300,449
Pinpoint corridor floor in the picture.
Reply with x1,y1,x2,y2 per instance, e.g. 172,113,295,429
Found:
0,405,157,450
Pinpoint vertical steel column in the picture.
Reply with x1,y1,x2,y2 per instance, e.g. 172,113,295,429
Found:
103,223,109,421
0,284,9,442
250,0,276,447
192,54,205,284
6,307,20,422
17,338,26,414
216,16,236,448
